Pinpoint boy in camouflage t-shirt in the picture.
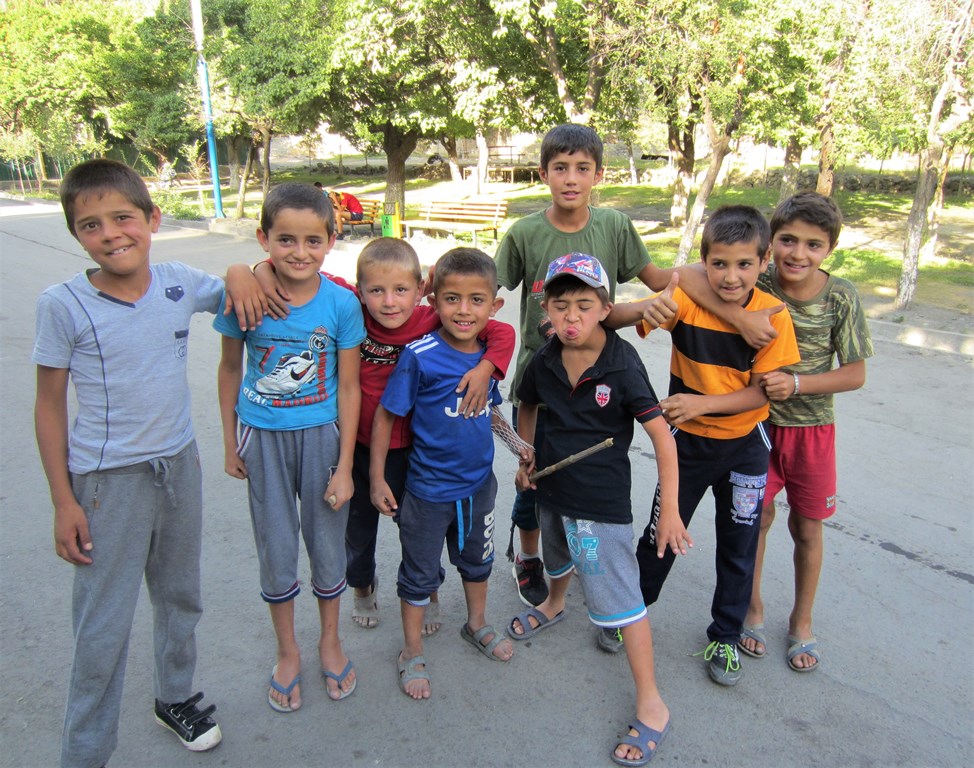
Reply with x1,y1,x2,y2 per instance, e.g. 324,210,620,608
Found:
740,193,873,673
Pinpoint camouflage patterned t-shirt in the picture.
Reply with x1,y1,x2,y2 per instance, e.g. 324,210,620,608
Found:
758,265,873,426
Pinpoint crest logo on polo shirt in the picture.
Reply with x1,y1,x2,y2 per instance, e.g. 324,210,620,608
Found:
595,384,611,407
165,285,184,302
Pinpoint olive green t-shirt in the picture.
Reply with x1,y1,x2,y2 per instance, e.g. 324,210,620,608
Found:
495,206,651,401
758,265,873,426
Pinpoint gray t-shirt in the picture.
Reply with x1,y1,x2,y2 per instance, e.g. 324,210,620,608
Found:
33,262,222,472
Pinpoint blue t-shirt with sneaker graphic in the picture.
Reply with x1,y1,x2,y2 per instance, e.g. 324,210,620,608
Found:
213,274,365,431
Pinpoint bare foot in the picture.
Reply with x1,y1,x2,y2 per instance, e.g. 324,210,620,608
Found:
421,600,442,637
351,581,379,629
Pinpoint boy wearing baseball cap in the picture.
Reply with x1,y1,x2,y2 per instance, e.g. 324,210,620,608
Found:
507,252,688,766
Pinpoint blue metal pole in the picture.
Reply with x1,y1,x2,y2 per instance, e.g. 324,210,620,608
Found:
197,54,224,218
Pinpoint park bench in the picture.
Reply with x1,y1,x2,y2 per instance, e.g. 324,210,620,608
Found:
343,198,382,237
402,200,508,247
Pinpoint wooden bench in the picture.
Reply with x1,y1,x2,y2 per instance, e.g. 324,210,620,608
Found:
402,200,508,247
343,198,382,237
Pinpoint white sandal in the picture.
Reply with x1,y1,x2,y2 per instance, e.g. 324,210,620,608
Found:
352,576,379,628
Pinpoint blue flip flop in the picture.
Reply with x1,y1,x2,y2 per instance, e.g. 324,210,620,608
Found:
322,659,357,700
611,718,671,766
268,665,301,713
506,606,566,640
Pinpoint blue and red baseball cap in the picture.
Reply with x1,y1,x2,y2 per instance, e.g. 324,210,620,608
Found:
543,252,610,291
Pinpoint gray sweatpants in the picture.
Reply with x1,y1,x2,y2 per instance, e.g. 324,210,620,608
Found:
62,441,204,768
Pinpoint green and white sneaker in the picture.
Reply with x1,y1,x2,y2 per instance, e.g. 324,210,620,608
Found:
696,640,742,686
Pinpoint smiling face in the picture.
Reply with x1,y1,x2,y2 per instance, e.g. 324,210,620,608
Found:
71,189,160,284
542,283,611,350
256,207,334,290
703,239,769,305
431,272,502,352
771,219,833,294
539,150,604,214
359,262,422,330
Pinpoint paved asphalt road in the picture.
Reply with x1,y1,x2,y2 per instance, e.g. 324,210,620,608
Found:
1,198,971,767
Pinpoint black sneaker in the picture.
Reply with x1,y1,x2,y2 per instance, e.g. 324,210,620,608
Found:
154,692,222,752
512,556,548,607
696,641,743,686
597,626,624,654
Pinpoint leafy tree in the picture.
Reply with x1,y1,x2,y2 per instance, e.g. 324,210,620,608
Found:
0,0,116,179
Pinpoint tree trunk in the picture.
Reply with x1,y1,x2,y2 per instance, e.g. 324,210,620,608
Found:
896,0,972,309
234,142,257,219
676,137,732,265
919,146,952,263
626,142,637,185
227,135,243,189
35,144,48,182
475,131,489,194
260,128,272,196
668,117,696,227
778,134,803,204
380,123,419,219
440,135,463,183
816,119,836,196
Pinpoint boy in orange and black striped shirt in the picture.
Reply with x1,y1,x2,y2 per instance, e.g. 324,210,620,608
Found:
610,205,799,688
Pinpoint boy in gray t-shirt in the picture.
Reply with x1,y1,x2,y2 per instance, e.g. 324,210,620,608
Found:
32,159,257,768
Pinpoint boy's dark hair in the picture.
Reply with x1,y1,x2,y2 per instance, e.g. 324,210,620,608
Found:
357,237,422,285
701,205,771,261
313,181,323,189
260,182,335,235
544,274,610,306
60,159,154,237
540,124,603,172
432,247,497,295
770,191,843,249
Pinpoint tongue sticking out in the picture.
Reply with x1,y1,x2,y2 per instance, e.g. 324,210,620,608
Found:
564,327,579,340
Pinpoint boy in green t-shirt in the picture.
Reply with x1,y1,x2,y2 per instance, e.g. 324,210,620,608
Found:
496,124,782,654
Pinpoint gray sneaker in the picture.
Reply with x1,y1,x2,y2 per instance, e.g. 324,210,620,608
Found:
697,640,742,686
597,626,624,654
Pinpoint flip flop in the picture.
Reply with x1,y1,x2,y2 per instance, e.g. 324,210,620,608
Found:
352,576,379,629
737,623,767,658
787,635,821,672
397,653,430,699
321,659,357,700
506,606,566,640
611,718,671,766
267,664,301,713
460,623,513,662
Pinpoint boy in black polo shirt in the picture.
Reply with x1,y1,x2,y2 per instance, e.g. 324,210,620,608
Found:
506,253,689,766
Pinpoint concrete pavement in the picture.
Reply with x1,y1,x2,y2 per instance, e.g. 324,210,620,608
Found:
1,198,971,767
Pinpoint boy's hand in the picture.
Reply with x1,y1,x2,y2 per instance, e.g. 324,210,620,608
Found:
660,393,705,426
224,264,269,331
324,469,353,511
253,261,292,320
54,501,93,565
370,479,398,516
654,506,693,558
641,272,679,329
224,451,248,479
738,304,784,348
515,463,536,492
760,370,796,401
456,363,492,418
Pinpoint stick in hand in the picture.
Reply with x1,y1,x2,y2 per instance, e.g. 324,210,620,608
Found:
529,438,614,482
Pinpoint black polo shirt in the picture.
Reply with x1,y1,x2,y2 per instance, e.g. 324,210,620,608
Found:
517,328,663,524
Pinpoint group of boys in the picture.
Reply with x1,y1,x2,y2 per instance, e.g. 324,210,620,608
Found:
33,123,871,768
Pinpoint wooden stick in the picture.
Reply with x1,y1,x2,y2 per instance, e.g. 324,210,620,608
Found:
529,438,614,482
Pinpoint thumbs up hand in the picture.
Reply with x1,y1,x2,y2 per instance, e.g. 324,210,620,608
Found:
641,271,680,329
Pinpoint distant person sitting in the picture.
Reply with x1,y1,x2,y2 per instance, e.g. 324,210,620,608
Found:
328,190,364,240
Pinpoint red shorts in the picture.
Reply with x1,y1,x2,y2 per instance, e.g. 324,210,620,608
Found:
765,424,837,520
